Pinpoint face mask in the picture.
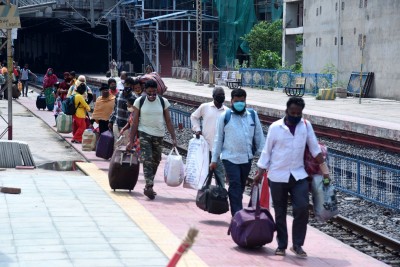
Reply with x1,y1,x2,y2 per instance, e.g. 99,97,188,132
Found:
110,85,117,90
102,91,109,97
214,95,225,104
123,87,132,93
232,101,246,112
287,115,302,125
127,107,134,112
48,72,52,75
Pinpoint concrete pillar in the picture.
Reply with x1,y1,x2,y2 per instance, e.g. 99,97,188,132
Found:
284,35,296,67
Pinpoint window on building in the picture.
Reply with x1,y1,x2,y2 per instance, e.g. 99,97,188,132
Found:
335,37,337,45
342,1,345,10
319,38,322,47
316,8,318,16
364,0,367,7
304,38,306,47
354,28,357,35
341,36,343,45
359,0,363,8
335,2,338,11
316,38,318,47
358,34,362,46
363,35,367,46
304,8,306,17
320,6,322,14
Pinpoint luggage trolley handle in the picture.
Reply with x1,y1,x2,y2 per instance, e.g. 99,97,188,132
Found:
119,150,135,166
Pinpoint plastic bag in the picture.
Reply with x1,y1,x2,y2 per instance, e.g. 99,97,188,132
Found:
82,129,97,151
311,174,339,222
251,171,270,210
164,147,185,187
183,136,209,190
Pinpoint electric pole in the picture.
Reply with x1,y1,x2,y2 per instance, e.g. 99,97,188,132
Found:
195,0,203,86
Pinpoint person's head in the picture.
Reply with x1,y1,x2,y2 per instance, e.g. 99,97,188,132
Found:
76,83,86,95
127,98,135,112
145,79,158,101
285,97,305,125
24,64,29,69
54,82,60,89
230,88,247,114
108,78,117,89
145,65,153,74
47,68,53,76
212,87,225,105
132,79,142,95
63,72,70,81
120,71,127,81
100,85,109,98
77,75,86,83
124,77,134,87
69,71,76,80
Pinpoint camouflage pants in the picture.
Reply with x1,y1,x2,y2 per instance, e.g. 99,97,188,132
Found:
139,131,163,187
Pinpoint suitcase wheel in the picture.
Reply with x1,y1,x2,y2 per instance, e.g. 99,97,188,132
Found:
113,189,115,192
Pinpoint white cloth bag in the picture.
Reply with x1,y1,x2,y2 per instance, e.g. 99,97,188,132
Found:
183,136,209,190
164,147,185,187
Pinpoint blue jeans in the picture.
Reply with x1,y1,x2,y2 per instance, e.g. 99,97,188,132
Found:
222,159,252,216
269,175,309,249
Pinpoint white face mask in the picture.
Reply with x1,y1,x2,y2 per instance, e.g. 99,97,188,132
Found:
127,107,134,112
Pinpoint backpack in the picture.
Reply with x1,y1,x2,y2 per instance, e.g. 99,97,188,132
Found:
62,95,80,115
139,95,165,110
224,108,257,154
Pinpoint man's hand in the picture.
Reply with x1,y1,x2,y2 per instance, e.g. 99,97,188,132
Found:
253,172,263,185
209,162,217,171
172,138,177,147
108,123,113,130
126,142,133,151
119,129,125,135
323,174,330,185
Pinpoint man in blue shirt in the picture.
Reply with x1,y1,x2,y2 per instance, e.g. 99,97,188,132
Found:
210,88,264,216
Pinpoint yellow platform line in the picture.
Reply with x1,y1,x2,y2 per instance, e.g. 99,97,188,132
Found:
76,162,208,267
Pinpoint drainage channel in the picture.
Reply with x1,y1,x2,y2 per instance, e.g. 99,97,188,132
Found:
36,161,84,171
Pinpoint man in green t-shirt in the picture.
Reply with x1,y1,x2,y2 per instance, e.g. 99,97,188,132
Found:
128,80,177,200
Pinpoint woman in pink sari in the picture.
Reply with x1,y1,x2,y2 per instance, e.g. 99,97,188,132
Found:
43,68,58,111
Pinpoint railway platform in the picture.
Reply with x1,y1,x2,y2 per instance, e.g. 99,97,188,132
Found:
0,88,389,266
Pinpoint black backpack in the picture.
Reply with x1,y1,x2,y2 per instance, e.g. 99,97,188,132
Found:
62,95,80,115
139,95,165,110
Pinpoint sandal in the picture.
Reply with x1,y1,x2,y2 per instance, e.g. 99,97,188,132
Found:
275,248,286,256
143,186,156,200
290,246,307,258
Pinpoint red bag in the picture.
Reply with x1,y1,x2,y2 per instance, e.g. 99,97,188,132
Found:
140,72,167,95
255,171,270,209
303,119,328,176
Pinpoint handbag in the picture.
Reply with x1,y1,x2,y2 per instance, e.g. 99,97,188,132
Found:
303,119,328,175
196,171,229,214
228,185,275,248
311,174,339,222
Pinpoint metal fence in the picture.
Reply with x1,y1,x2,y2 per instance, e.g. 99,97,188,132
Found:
239,68,333,95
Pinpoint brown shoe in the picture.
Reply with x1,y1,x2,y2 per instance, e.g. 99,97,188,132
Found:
290,246,307,258
143,186,156,200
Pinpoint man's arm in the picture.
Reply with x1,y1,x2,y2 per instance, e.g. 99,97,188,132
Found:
164,108,177,147
306,121,330,180
108,96,118,129
210,113,225,169
190,104,203,135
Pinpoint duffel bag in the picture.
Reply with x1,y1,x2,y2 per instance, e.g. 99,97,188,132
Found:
228,185,275,248
196,171,229,215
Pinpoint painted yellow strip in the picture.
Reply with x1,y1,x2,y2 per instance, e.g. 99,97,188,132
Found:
76,162,208,267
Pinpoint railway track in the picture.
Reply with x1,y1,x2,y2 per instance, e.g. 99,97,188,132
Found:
165,95,400,154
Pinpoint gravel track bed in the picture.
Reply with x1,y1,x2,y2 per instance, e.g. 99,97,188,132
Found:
164,102,400,265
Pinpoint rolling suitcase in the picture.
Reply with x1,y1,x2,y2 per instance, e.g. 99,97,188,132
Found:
108,146,139,192
96,130,114,159
36,93,46,110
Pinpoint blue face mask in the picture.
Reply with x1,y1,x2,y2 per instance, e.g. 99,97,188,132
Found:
233,101,246,112
287,115,302,125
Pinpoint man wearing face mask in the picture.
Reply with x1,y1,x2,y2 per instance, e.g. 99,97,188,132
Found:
210,88,264,216
91,85,116,133
108,77,136,146
191,87,228,186
128,79,177,200
253,97,330,258
117,71,127,90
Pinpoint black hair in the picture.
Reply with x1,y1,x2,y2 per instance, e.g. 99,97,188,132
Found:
124,77,135,86
127,98,135,105
231,88,246,99
286,97,305,109
145,79,157,89
76,83,87,94
107,78,116,86
99,85,108,91
70,71,76,77
132,78,140,86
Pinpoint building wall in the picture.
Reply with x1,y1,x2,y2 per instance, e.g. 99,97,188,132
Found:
302,0,400,100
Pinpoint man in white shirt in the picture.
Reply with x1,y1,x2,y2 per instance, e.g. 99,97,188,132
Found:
190,87,227,185
254,97,330,258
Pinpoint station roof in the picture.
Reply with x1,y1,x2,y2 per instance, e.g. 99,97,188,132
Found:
134,10,218,27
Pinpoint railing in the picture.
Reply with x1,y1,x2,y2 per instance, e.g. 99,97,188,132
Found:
239,68,333,95
169,108,192,129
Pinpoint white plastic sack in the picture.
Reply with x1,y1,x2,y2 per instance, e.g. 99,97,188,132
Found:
164,147,185,187
183,136,209,190
311,174,339,222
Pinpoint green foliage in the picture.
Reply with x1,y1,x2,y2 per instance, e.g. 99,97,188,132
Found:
321,63,346,88
256,50,281,69
242,20,283,67
234,59,249,70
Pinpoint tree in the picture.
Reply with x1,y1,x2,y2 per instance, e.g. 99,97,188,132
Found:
242,20,283,67
256,50,281,69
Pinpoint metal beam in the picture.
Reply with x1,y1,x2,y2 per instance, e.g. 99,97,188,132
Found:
195,0,202,85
